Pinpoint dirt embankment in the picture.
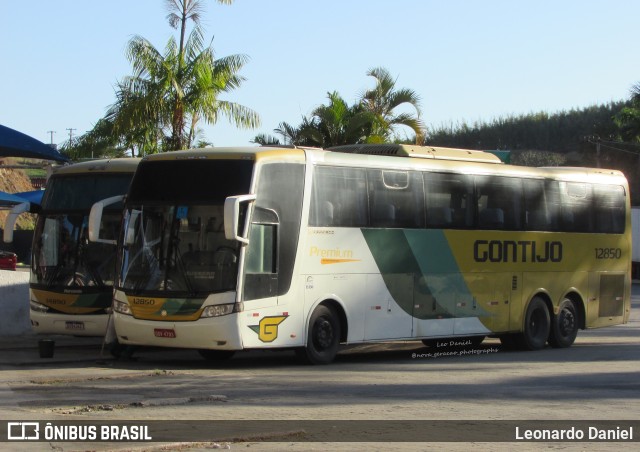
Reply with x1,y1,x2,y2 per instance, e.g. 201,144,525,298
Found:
0,164,40,230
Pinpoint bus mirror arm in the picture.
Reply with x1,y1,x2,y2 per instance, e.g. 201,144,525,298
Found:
3,202,30,243
224,194,256,244
88,195,125,244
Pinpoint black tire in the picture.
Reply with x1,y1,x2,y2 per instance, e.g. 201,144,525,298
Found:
519,297,550,350
499,334,520,350
298,304,341,365
197,349,235,361
548,298,579,348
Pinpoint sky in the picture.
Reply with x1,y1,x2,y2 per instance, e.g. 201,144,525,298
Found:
1,0,639,149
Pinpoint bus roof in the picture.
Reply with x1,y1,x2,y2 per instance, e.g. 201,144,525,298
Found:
52,158,140,176
140,147,307,163
139,146,628,186
328,144,503,164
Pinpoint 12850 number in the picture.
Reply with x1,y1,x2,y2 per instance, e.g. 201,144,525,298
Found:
595,248,622,259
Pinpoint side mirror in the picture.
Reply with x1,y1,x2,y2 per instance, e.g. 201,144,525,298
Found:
224,194,256,244
88,195,124,244
3,202,30,243
125,210,141,246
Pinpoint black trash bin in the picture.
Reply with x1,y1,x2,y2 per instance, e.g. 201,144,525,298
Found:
38,339,55,358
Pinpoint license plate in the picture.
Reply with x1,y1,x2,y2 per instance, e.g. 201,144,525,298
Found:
154,328,176,338
65,321,85,331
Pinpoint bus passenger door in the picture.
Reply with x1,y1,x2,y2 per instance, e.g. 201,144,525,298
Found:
242,216,279,302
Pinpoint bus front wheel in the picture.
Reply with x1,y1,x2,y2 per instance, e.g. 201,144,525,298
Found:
297,304,340,365
519,297,550,350
548,298,578,348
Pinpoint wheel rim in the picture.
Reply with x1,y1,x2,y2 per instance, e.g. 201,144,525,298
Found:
529,308,545,339
558,308,576,338
313,317,334,350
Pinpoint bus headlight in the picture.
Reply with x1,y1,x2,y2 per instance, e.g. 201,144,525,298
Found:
30,300,50,313
201,303,235,318
113,300,132,316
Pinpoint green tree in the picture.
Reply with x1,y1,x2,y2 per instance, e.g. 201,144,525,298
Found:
79,0,257,156
105,26,259,153
310,91,373,147
359,67,425,143
615,83,640,143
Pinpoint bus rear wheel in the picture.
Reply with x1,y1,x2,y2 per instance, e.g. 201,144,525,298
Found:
297,304,340,365
548,298,578,348
198,349,235,361
519,297,550,350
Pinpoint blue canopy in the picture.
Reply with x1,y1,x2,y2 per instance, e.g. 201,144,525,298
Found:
0,191,27,206
0,189,44,209
0,124,69,162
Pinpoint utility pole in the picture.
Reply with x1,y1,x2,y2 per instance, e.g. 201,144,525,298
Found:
47,130,56,145
66,128,76,143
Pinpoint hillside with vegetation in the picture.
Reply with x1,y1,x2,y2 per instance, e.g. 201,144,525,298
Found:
425,101,640,204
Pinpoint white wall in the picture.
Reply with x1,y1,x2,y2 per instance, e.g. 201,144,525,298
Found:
633,207,640,263
0,270,31,336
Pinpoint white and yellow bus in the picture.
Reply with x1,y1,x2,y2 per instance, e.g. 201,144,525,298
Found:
7,159,139,336
90,145,630,363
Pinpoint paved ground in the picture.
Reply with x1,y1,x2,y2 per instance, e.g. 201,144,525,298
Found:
0,286,639,452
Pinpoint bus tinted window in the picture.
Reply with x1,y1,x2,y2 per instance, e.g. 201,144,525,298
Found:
424,173,473,229
475,176,523,230
128,160,253,204
368,170,424,228
593,184,625,234
310,166,368,227
44,174,132,211
560,182,593,232
523,179,557,231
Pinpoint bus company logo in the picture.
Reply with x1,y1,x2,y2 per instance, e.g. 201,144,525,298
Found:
248,315,288,343
7,422,39,440
473,240,563,263
131,297,157,306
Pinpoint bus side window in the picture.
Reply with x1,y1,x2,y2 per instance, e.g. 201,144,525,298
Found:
424,172,473,229
561,182,593,232
368,170,424,228
524,179,550,231
311,166,368,227
474,175,523,230
593,184,626,234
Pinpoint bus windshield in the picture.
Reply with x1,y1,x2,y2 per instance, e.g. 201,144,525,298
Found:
118,158,254,296
32,212,121,289
31,173,132,290
119,204,241,295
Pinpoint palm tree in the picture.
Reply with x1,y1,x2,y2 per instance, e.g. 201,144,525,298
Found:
166,0,233,56
360,67,425,143
311,91,373,146
79,0,255,155
164,0,244,148
103,23,258,152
